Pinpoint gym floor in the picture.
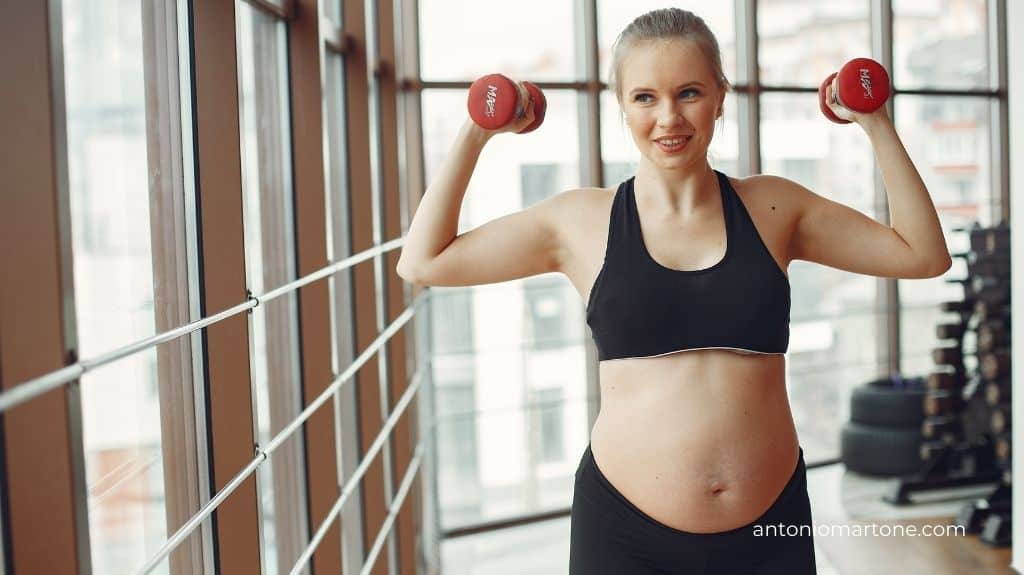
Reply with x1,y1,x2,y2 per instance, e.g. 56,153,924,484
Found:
441,462,1013,574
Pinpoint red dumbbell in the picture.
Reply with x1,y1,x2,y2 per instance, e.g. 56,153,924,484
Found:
819,58,891,124
467,73,547,134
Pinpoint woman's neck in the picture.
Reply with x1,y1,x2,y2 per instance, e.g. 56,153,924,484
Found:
634,160,719,218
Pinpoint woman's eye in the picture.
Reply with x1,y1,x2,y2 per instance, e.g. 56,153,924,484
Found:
634,89,698,103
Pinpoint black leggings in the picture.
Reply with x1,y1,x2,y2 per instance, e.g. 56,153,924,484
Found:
569,444,817,574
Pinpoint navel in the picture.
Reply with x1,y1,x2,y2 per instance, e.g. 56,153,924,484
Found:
707,479,729,496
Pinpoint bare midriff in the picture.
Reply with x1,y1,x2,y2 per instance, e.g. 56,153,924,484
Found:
589,348,800,534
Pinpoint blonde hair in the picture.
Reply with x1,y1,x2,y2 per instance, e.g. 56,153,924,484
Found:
609,8,731,104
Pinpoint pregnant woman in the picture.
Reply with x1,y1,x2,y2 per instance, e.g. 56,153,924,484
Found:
397,8,951,574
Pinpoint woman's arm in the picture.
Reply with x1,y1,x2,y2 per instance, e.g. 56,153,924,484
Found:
396,98,573,287
395,118,494,278
788,85,953,279
861,113,952,272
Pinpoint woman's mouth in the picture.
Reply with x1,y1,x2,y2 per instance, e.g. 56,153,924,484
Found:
654,136,692,153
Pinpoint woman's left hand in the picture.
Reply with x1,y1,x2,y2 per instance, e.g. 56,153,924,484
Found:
824,77,890,128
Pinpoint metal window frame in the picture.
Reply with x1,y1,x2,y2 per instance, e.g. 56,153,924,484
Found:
287,0,350,572
141,0,210,571
322,36,372,575
191,1,263,572
375,0,422,573
363,1,401,572
339,0,411,573
394,0,438,572
989,0,1009,224
869,0,900,377
577,0,603,429
0,1,90,573
236,4,313,572
736,0,761,176
243,0,296,21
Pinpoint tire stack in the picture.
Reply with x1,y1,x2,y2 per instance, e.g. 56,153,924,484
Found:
841,375,928,476
952,223,1012,547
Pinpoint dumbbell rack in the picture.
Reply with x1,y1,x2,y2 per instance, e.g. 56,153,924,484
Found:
884,224,1011,546
954,223,1013,546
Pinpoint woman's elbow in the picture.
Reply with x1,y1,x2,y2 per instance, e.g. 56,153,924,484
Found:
922,254,953,278
396,259,430,285
396,259,418,282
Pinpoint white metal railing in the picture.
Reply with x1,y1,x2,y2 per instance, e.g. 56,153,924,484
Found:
137,303,419,574
0,237,404,413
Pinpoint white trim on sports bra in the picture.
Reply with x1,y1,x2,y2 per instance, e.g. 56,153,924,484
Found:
599,345,784,362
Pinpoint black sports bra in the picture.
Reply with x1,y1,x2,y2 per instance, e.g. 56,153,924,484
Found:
585,170,790,361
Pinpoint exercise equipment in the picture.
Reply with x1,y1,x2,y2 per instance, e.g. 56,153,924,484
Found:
882,223,1012,548
467,73,547,133
818,57,891,124
849,377,926,429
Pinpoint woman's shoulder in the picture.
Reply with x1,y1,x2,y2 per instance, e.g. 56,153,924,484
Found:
726,172,804,208
554,185,617,212
544,186,617,243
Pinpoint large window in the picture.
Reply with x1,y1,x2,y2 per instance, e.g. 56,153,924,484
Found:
757,1,870,86
897,95,993,375
419,0,576,80
891,0,995,375
893,0,989,90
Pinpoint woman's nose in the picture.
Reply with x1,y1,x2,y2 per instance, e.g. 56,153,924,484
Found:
657,104,686,127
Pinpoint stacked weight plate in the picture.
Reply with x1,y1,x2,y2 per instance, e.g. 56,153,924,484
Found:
924,309,968,460
951,223,1012,546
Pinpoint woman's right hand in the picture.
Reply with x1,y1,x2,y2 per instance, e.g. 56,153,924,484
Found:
470,81,538,139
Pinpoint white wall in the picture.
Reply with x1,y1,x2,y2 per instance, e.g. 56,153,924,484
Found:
1011,0,1023,571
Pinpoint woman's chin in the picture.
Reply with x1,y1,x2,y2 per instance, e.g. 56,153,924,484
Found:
649,153,700,171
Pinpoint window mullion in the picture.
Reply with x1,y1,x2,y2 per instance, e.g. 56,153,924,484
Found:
737,0,760,176
871,0,899,376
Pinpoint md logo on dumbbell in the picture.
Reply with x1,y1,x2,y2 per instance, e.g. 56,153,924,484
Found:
467,73,547,134
485,84,498,118
859,68,874,100
819,57,891,124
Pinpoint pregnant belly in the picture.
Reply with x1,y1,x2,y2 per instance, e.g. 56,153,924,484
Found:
588,364,801,533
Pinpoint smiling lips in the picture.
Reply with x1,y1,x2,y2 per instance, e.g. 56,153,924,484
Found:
653,135,692,152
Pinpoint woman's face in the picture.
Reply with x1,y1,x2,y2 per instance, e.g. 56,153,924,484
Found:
618,38,724,171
